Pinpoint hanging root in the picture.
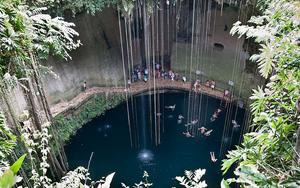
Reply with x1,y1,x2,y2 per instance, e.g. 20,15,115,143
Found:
296,97,300,114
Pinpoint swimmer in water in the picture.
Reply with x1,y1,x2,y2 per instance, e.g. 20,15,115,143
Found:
204,129,213,136
184,122,191,127
183,131,194,138
210,152,218,162
177,114,184,124
232,120,240,128
210,111,218,122
165,104,176,111
198,126,207,134
178,114,184,120
191,119,198,125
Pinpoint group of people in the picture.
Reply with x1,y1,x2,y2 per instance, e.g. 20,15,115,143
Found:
129,65,150,84
164,102,220,163
182,119,199,138
128,65,233,105
128,64,187,87
193,79,214,92
182,118,215,138
193,79,232,101
205,80,216,90
182,118,217,162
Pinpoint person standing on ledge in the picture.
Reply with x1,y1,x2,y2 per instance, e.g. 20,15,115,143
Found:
224,24,228,31
210,80,216,90
127,78,131,89
83,81,87,92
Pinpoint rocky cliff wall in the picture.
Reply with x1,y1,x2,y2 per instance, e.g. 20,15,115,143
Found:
43,8,124,104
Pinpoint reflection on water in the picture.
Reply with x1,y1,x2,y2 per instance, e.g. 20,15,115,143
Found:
137,149,154,163
97,124,112,137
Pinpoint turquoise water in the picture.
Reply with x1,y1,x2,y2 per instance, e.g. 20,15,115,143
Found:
65,91,245,187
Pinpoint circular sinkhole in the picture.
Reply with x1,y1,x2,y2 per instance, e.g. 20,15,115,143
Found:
65,90,245,187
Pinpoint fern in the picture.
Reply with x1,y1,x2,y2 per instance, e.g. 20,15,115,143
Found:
175,168,207,188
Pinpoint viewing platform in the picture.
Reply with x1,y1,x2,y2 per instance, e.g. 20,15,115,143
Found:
50,79,233,116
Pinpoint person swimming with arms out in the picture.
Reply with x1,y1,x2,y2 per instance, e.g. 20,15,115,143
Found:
165,104,176,111
210,108,222,122
232,120,240,128
183,131,194,138
198,126,207,134
204,129,213,136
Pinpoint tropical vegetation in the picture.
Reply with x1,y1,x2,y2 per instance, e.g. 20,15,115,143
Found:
222,0,300,187
0,0,299,187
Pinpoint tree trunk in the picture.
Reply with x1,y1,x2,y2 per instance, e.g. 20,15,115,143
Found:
21,80,41,130
29,54,68,173
0,88,20,133
295,123,300,164
0,87,36,187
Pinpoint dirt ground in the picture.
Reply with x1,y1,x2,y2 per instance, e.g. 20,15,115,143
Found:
50,79,233,116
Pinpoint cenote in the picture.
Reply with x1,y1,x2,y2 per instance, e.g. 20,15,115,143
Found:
65,90,245,187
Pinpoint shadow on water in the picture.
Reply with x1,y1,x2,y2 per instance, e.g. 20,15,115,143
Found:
65,91,245,187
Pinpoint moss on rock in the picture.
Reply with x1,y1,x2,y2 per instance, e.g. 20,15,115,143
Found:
53,93,125,144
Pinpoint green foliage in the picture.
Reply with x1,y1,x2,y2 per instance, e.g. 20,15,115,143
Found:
0,112,16,161
0,169,15,188
52,167,115,187
121,171,153,188
28,0,173,16
0,112,26,188
62,0,120,15
253,43,274,78
98,172,115,188
0,0,80,86
53,94,125,145
119,0,135,18
10,154,26,175
0,155,26,188
26,0,120,15
223,0,300,187
175,169,207,188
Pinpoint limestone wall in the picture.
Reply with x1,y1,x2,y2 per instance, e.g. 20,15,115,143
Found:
43,8,124,104
41,2,260,105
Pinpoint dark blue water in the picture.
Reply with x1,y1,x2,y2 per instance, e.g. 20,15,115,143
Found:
65,91,245,187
